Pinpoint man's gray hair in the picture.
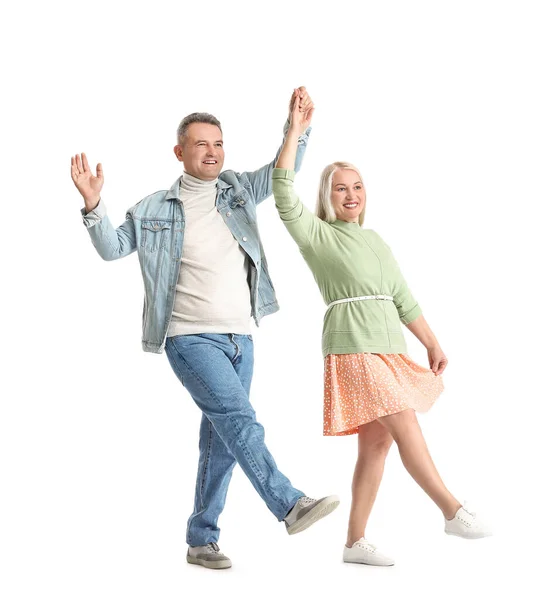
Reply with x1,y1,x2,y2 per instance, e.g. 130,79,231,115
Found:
176,112,222,145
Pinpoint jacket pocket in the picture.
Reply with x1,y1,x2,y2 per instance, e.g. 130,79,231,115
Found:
141,220,171,253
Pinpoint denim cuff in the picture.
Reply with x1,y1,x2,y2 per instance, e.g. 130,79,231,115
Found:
81,198,106,228
284,119,312,143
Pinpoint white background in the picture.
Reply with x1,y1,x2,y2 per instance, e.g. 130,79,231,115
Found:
2,1,557,598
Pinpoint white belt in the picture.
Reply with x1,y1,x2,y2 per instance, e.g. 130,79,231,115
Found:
326,294,394,311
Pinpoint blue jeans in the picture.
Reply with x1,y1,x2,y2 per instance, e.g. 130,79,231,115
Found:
165,333,304,546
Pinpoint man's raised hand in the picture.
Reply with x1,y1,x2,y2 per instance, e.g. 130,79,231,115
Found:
71,153,104,212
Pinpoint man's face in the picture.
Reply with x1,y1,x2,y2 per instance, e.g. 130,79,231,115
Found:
174,122,224,180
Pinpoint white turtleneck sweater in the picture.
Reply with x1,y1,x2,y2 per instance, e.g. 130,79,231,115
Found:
167,171,252,337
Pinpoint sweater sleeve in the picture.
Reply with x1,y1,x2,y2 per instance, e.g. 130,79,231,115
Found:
387,244,422,324
393,276,422,324
271,168,324,249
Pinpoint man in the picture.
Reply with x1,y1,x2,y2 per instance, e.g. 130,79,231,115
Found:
71,87,339,570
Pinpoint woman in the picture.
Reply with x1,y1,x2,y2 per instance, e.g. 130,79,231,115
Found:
271,92,491,566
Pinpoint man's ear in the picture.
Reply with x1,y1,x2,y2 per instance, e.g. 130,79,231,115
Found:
174,145,183,161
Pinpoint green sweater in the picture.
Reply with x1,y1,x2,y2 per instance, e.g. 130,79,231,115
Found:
272,168,422,357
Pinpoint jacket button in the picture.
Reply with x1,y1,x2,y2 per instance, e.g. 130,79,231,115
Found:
242,236,248,242
226,212,231,217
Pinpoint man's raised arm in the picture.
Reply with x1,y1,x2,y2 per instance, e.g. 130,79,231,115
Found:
71,153,137,261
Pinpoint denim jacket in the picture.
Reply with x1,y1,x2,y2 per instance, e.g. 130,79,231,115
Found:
81,122,311,353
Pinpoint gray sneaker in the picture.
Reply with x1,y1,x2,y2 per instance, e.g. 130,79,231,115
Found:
187,542,232,569
284,495,340,535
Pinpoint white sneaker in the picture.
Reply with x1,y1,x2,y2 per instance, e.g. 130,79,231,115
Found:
445,502,492,539
343,538,395,566
284,495,340,535
187,542,232,569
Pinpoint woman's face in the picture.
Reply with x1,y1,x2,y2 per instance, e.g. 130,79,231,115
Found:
330,169,366,223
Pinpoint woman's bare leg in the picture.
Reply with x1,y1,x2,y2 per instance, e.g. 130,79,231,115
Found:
347,420,393,546
378,409,461,520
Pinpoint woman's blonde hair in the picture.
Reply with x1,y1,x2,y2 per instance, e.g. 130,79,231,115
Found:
315,162,366,225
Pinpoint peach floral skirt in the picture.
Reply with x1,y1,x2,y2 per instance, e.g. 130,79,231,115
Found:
323,353,444,436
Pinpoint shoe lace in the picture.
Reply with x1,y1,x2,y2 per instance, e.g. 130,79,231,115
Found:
206,542,221,554
356,540,377,553
298,496,316,507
